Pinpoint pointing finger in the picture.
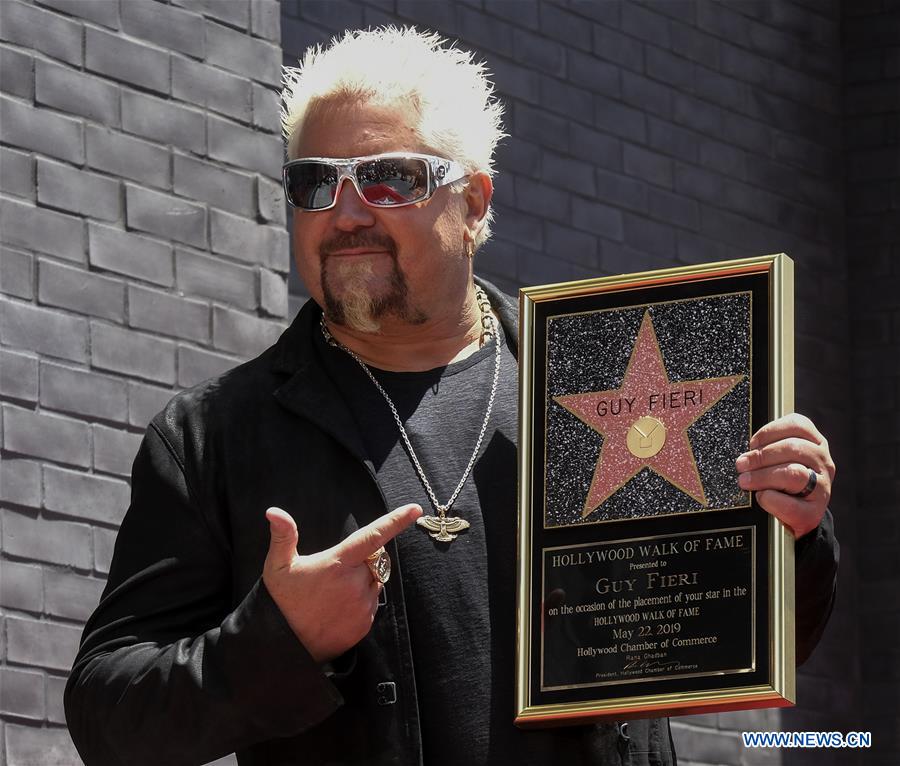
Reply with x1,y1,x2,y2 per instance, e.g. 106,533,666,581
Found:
338,504,423,565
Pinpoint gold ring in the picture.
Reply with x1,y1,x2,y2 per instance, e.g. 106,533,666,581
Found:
366,547,391,584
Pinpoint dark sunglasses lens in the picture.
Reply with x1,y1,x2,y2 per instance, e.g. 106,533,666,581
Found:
285,162,339,209
357,158,429,206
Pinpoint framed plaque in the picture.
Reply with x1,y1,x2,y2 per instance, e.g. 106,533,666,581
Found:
515,254,795,725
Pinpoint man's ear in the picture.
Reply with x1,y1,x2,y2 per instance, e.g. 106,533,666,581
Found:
463,171,493,244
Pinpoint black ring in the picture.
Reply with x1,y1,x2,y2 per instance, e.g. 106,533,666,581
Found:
794,469,817,498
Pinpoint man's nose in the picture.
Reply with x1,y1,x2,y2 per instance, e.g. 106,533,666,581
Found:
332,177,376,228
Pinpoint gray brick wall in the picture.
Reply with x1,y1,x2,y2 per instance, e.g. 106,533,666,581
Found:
0,1,284,764
281,1,870,764
844,1,900,764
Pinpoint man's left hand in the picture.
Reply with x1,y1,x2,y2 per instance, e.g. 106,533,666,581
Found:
736,413,835,538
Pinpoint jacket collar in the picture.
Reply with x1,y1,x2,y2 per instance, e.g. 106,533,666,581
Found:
271,277,518,463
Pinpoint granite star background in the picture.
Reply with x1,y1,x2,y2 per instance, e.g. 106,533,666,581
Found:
544,293,752,526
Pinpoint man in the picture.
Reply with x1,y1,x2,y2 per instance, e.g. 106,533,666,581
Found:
66,28,838,766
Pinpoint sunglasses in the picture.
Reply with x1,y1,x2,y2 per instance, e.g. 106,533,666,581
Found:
282,152,468,211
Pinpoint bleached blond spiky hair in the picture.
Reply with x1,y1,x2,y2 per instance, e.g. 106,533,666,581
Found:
281,26,506,248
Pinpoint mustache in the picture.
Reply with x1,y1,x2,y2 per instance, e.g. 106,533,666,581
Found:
320,232,397,258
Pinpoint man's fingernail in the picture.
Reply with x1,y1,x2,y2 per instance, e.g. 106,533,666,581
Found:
736,454,749,470
738,473,751,488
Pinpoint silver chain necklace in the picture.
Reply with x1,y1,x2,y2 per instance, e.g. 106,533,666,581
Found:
320,287,502,544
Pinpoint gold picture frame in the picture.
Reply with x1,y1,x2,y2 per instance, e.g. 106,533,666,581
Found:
515,254,795,725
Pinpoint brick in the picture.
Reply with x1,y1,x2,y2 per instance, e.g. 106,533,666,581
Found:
43,464,129,525
173,0,249,28
121,0,204,58
260,268,287,318
592,24,642,71
513,28,565,77
46,675,67,725
0,560,43,612
594,95,647,142
647,118,700,162
624,144,673,188
171,56,253,123
44,568,104,621
539,76,594,124
0,350,38,402
484,57,538,106
93,423,142,477
518,250,574,285
211,306,283,358
397,0,459,32
36,0,120,28
569,124,622,171
0,668,44,721
0,0,82,65
699,138,745,177
0,45,33,99
86,26,169,94
458,5,514,57
0,146,35,200
646,47,695,91
695,65,748,113
37,158,121,222
542,151,596,196
490,204,543,250
670,20,720,69
252,82,280,132
257,175,287,226
178,345,242,387
539,2,592,51
251,0,280,40
127,381,173,428
567,49,619,96
515,103,569,152
93,525,117,574
514,175,569,224
595,169,647,212
1,510,92,569
128,284,210,343
126,185,207,249
121,90,206,154
0,300,88,363
544,222,599,268
209,209,288,270
7,616,81,671
38,259,125,322
571,197,625,240
3,405,91,466
647,188,700,230
569,1,619,25
35,58,119,126
39,361,128,423
86,125,171,188
295,0,359,28
0,95,84,164
621,2,670,46
174,153,256,217
0,247,33,299
0,459,41,508
2,197,85,263
91,321,176,384
205,19,281,85
208,115,283,178
674,163,726,204
88,223,174,287
175,247,256,309
621,71,674,119
623,212,677,257
475,238,516,278
6,728,79,766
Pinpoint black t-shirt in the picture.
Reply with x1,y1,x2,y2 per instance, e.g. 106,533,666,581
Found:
315,321,604,765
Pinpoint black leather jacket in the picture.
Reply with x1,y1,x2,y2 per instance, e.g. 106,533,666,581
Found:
65,279,838,766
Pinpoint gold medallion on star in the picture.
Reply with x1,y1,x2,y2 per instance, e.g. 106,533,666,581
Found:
553,310,744,520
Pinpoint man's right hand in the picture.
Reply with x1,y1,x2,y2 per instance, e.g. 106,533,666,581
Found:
262,503,423,663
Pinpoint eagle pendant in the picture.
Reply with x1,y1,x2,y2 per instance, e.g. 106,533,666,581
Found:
416,514,470,543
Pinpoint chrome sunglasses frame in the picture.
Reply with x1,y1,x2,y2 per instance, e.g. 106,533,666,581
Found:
281,152,469,211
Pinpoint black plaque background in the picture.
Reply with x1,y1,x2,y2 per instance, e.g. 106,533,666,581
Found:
526,272,771,708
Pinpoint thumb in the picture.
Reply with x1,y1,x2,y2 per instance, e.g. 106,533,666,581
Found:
265,506,299,570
